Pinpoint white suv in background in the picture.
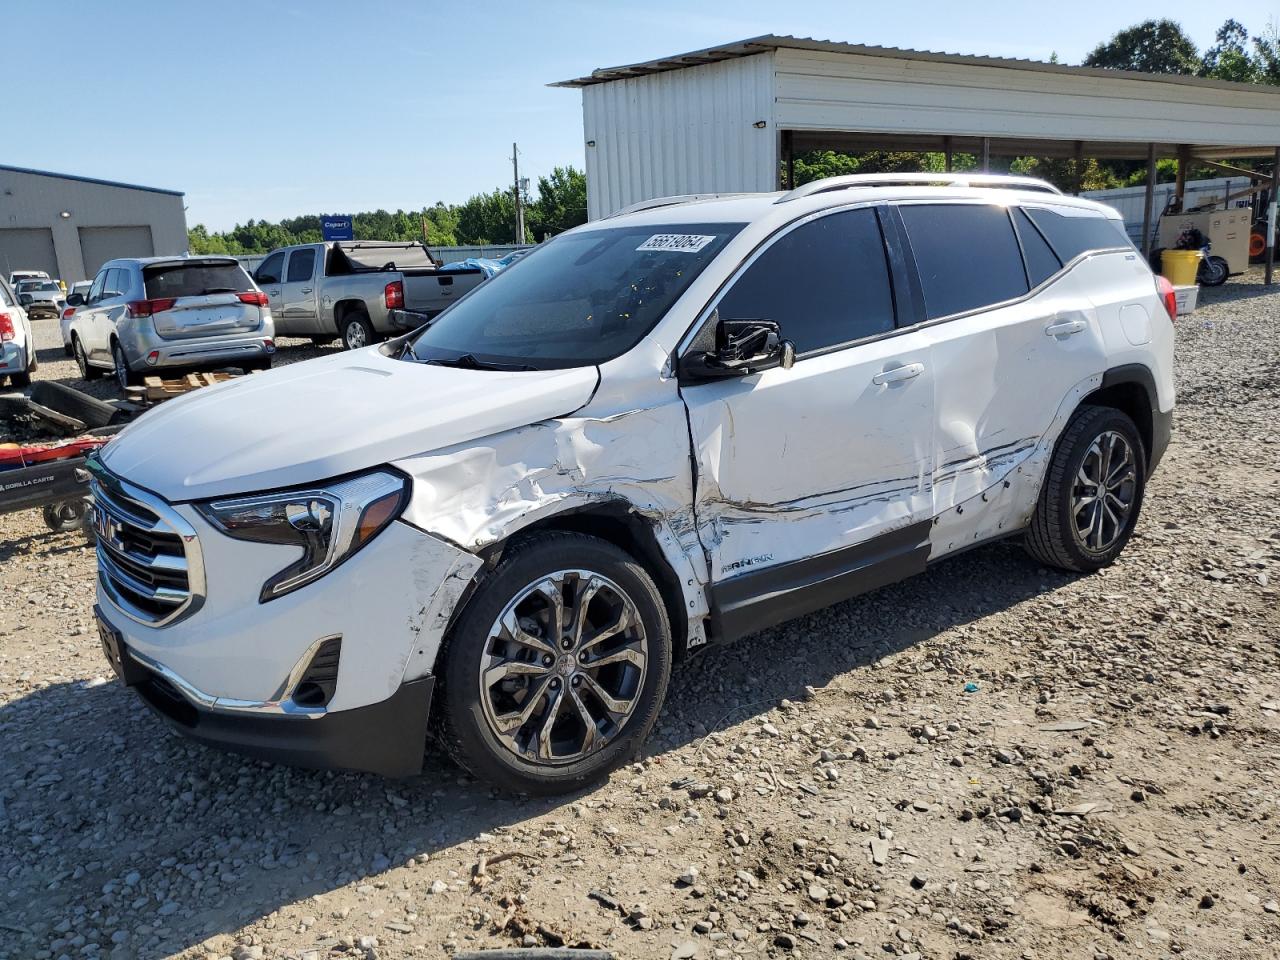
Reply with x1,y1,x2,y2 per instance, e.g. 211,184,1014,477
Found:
70,257,275,391
90,174,1174,794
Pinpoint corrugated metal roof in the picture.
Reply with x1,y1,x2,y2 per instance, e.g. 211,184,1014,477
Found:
551,34,1280,95
0,164,184,196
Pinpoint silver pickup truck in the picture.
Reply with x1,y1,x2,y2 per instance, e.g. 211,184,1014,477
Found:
251,241,486,350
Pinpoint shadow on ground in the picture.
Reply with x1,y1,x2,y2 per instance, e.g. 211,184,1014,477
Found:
0,537,1067,958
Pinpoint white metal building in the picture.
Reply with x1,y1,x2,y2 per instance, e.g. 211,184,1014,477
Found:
554,35,1280,223
0,165,188,284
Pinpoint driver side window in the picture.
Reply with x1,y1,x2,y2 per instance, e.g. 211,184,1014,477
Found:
87,271,107,304
256,251,285,285
716,207,896,355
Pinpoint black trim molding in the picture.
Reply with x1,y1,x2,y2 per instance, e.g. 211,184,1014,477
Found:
709,519,931,643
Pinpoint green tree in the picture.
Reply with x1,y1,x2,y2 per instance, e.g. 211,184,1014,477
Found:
455,188,523,245
1083,19,1201,74
1201,19,1262,82
530,166,587,240
1253,21,1280,84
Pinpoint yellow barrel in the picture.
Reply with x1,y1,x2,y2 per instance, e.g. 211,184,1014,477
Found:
1161,249,1201,286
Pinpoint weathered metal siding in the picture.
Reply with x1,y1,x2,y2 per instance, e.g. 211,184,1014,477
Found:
772,48,1280,147
582,53,777,220
0,167,187,282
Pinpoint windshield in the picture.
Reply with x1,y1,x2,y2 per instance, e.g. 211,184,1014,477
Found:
408,222,743,369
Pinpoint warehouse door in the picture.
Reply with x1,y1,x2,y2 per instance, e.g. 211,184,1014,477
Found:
0,228,58,280
79,226,154,275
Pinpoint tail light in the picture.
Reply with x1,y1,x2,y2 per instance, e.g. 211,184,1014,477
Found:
0,312,13,341
1154,275,1178,321
62,307,76,320
237,291,270,307
126,298,177,318
384,280,404,310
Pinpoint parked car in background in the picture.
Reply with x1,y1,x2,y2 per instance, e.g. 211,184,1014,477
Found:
69,257,274,391
90,175,1173,794
60,281,93,355
0,277,36,388
252,241,486,350
16,278,66,320
8,269,49,288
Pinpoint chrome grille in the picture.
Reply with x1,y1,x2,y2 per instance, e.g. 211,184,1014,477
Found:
88,459,204,627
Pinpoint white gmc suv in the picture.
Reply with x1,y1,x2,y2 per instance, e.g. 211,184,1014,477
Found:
90,174,1174,794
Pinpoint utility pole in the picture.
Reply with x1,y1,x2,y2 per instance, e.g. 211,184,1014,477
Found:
512,142,525,245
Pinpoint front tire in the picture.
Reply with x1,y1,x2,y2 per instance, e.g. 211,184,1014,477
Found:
436,533,672,795
1025,405,1146,573
73,335,103,381
340,311,376,351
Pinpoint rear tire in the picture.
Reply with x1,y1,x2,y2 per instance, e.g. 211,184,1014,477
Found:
73,335,103,381
1025,405,1146,573
340,310,376,351
11,370,30,389
436,533,672,795
43,499,91,533
111,341,140,390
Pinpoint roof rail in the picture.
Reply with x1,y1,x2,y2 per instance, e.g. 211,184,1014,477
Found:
776,173,1062,203
608,193,755,218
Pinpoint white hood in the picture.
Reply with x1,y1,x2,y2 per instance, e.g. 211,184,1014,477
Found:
102,348,600,501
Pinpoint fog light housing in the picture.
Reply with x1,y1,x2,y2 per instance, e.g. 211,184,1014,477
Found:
264,339,276,354
145,351,160,365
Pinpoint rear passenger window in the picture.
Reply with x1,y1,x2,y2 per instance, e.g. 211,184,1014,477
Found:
898,204,1029,320
1013,208,1062,287
1021,207,1132,263
716,208,894,354
287,249,316,283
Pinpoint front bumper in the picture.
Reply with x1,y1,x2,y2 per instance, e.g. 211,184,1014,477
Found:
102,618,434,777
24,301,61,320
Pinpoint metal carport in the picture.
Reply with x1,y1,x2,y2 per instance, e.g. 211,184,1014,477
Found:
553,36,1280,281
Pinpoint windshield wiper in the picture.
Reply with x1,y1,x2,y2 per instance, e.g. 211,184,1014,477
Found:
422,353,538,372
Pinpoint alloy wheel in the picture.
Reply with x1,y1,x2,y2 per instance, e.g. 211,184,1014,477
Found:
478,569,648,765
345,321,368,349
1070,430,1137,552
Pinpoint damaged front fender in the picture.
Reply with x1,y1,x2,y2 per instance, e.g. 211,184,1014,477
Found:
394,391,711,664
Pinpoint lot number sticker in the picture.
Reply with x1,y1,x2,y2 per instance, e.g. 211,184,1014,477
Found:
637,234,716,253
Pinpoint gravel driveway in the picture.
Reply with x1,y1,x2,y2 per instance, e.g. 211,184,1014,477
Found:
2,279,1278,960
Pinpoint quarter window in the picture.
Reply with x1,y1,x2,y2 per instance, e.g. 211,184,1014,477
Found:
1021,207,1132,263
716,208,895,354
88,272,106,303
1013,208,1063,287
898,204,1029,320
256,251,285,285
286,249,316,283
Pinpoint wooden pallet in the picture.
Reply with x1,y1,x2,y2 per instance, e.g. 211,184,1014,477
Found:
131,371,243,403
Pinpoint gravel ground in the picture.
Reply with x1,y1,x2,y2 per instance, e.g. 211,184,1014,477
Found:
2,277,1278,960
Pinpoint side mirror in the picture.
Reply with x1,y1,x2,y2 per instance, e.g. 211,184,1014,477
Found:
67,293,84,307
681,316,795,380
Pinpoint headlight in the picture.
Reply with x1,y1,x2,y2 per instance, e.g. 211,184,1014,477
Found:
196,469,407,602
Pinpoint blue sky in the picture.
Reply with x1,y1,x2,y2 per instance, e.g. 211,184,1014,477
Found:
7,1,1272,230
